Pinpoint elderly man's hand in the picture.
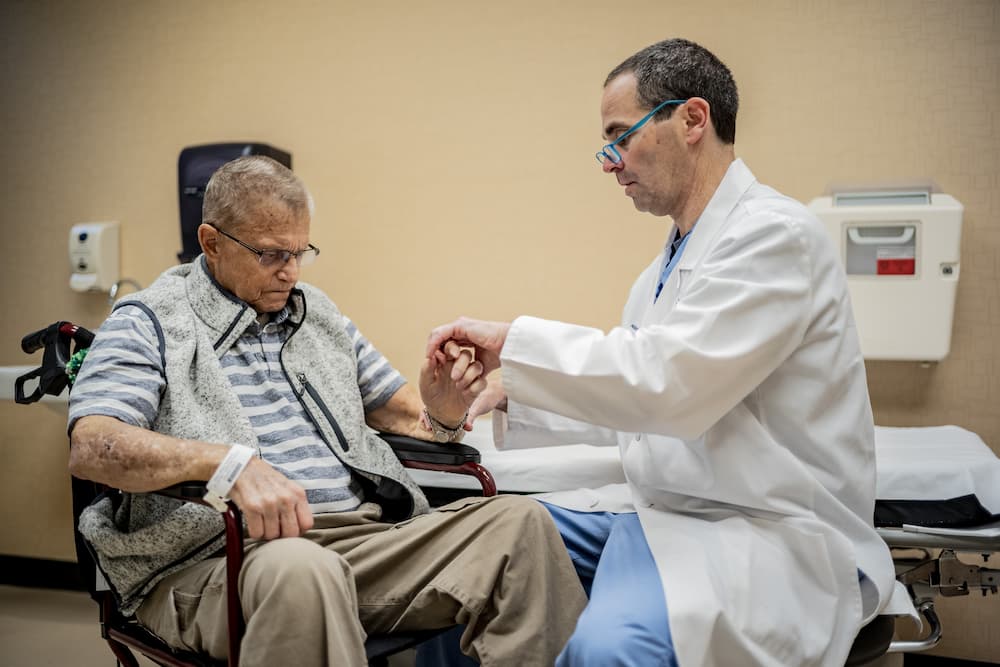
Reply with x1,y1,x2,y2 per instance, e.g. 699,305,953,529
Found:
229,459,314,540
419,340,487,427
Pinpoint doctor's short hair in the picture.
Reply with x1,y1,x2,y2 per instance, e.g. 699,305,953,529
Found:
202,155,314,233
606,38,739,145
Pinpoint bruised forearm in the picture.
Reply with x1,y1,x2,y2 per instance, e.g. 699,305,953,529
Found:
69,415,229,492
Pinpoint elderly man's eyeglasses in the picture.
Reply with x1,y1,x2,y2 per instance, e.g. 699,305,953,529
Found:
210,224,320,267
595,99,688,165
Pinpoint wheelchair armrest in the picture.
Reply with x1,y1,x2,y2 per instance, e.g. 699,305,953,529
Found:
155,481,213,502
380,432,497,497
151,481,245,667
379,432,482,466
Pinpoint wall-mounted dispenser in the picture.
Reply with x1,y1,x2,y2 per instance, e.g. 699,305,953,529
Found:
177,143,291,263
69,221,120,293
808,190,963,361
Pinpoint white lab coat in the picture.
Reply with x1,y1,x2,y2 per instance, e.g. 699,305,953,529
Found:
496,159,897,666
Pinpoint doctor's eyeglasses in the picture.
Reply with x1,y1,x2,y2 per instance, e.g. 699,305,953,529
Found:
209,224,320,268
595,99,688,165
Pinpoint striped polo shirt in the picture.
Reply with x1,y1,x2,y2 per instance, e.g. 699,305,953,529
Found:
69,303,405,514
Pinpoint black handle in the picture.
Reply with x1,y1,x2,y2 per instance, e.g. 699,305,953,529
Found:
14,367,45,404
15,321,94,404
21,323,62,354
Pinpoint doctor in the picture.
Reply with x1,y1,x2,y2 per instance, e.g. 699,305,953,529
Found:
426,38,898,666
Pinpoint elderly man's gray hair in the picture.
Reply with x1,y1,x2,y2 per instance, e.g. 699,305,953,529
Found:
202,155,314,232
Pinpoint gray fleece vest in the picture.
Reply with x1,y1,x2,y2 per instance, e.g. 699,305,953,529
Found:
78,257,429,615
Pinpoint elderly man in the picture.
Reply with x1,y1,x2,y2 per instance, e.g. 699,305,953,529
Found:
68,155,586,666
426,38,898,666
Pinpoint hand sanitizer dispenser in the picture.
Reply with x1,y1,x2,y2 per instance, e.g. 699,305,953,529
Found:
69,222,120,293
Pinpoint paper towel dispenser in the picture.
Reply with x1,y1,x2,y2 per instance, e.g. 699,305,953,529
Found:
177,143,292,263
809,190,963,361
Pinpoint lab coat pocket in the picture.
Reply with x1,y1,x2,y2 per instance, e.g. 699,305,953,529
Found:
741,521,844,664
675,268,691,299
649,268,690,318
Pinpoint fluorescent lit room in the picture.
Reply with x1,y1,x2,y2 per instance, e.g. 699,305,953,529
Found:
1,2,998,666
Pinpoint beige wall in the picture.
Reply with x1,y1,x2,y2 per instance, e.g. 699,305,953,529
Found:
1,0,998,660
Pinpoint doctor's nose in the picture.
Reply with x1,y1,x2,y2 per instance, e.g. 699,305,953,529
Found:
602,157,623,174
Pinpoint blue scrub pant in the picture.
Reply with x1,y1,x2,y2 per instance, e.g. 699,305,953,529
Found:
416,502,678,667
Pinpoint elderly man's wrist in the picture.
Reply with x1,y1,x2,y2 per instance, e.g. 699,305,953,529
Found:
428,411,464,429
423,408,467,442
204,444,254,512
422,404,465,428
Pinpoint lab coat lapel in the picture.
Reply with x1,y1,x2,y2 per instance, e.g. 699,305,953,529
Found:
645,159,757,321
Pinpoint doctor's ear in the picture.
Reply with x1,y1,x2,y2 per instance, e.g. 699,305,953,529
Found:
681,97,712,144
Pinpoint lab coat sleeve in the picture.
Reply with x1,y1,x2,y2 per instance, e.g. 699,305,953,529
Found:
494,398,620,450
500,212,813,440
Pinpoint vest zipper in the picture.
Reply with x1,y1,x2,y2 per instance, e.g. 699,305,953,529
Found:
295,372,351,452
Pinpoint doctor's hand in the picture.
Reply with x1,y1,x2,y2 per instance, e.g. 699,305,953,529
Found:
463,372,508,430
426,317,511,377
419,340,486,427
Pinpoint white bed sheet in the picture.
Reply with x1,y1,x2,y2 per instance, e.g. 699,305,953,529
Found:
407,424,1000,512
874,425,1000,513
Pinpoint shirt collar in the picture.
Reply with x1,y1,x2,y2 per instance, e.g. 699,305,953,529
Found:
187,255,302,351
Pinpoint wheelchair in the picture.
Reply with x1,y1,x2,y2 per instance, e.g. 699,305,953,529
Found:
15,320,496,667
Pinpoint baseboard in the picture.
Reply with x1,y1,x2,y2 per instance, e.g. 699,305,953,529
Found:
905,654,998,666
0,555,85,591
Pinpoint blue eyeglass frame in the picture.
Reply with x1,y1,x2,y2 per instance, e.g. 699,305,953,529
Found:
595,99,688,165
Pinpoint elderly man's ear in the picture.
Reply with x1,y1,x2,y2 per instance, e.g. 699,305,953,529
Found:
198,223,221,259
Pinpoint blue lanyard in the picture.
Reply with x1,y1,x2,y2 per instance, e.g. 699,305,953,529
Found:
653,231,692,302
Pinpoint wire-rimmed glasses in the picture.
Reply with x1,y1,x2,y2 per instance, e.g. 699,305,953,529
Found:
209,224,320,267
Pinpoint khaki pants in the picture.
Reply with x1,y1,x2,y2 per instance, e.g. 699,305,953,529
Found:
136,495,587,666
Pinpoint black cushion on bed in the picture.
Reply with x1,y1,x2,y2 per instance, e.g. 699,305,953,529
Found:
875,493,1000,528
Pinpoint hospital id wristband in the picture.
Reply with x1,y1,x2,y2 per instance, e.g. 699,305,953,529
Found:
204,445,254,513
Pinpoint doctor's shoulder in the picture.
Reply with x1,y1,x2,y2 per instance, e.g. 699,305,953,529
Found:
697,207,826,293
731,194,830,252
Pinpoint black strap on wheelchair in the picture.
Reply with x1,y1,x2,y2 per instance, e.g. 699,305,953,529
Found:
15,321,95,404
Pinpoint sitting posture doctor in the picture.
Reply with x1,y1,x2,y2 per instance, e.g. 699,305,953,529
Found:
427,37,897,667
67,155,587,666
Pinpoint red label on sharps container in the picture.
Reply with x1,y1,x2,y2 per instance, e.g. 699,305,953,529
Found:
876,257,915,275
876,246,915,275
